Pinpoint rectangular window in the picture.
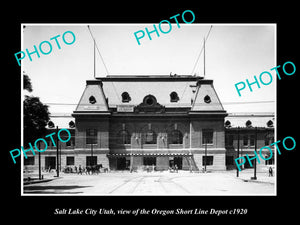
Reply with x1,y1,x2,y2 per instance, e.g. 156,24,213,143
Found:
250,135,255,146
24,156,34,165
86,129,97,145
243,135,248,146
202,129,213,144
202,156,213,166
66,156,75,166
86,156,97,167
225,134,233,146
226,156,234,165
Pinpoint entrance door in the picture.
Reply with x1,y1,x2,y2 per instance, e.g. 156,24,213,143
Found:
117,157,126,170
169,157,182,169
45,157,56,170
174,157,182,169
143,157,156,166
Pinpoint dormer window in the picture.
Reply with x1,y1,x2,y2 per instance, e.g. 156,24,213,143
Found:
246,120,252,128
143,95,156,106
121,92,131,103
204,95,211,103
170,91,179,102
89,96,96,104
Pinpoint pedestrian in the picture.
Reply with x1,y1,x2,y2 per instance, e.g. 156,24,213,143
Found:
269,167,273,177
174,164,178,173
74,166,77,174
78,165,82,175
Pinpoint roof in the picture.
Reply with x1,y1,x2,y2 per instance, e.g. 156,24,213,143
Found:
100,75,200,108
225,112,275,128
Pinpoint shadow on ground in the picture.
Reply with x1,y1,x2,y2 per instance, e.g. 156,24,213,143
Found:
24,185,91,194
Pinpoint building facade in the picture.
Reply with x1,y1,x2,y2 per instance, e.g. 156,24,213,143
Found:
23,76,275,172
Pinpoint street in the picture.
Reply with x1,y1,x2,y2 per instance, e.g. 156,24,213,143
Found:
23,171,275,195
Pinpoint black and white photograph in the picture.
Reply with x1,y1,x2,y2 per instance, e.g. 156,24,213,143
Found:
21,24,276,196
3,4,298,221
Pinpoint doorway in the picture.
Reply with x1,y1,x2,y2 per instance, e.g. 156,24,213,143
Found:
45,156,56,170
169,156,182,169
143,157,156,166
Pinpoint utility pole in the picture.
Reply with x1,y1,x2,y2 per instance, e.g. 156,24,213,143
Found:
204,137,207,172
56,126,59,177
237,126,240,177
38,142,41,180
253,127,258,180
203,37,206,77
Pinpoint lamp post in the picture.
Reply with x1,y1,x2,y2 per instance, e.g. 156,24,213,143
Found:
236,126,240,177
38,142,41,180
56,126,59,177
204,137,207,172
253,127,258,180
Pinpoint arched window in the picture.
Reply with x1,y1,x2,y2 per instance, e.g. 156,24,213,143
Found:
143,130,157,144
48,121,55,128
69,120,75,128
204,95,211,103
245,120,252,128
118,130,131,144
267,120,273,127
89,96,96,104
170,91,179,102
121,92,131,103
169,130,183,144
225,120,231,128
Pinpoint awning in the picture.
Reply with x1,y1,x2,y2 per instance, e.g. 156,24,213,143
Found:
107,153,192,157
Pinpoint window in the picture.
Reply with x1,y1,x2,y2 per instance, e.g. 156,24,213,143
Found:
48,121,55,128
89,96,96,104
66,156,74,166
250,135,255,146
265,152,274,165
143,95,156,106
243,135,248,146
169,130,183,144
144,130,157,144
265,133,274,145
69,120,75,128
202,156,213,166
226,156,234,166
245,120,252,128
224,120,231,128
86,129,97,145
204,95,211,103
24,156,34,165
225,134,233,146
267,120,273,127
119,130,131,144
202,130,213,144
86,156,97,167
170,92,179,102
121,92,131,103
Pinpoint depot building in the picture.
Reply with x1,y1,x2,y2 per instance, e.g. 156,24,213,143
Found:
23,75,275,172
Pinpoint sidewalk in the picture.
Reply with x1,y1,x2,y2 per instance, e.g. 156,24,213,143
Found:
23,171,61,185
224,170,275,184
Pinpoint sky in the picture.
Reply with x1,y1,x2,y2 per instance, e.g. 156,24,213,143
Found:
22,24,276,115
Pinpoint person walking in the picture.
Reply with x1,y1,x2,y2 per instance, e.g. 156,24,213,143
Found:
78,165,82,175
268,167,273,177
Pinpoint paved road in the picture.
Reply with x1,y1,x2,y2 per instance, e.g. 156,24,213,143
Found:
23,171,275,195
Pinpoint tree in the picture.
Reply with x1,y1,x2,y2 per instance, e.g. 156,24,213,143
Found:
23,74,50,146
24,74,33,92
